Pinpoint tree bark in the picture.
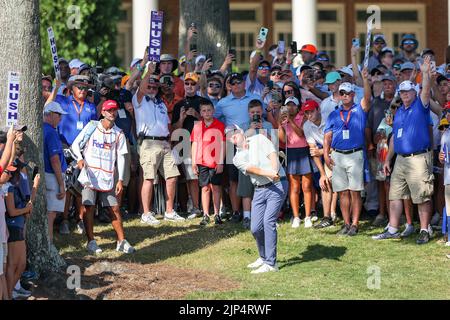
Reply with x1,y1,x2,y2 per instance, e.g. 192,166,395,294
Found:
0,0,65,274
179,0,230,69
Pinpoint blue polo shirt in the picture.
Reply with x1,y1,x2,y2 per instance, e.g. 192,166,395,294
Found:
214,91,262,127
324,103,367,150
44,122,67,174
393,97,431,155
55,95,98,146
5,182,27,228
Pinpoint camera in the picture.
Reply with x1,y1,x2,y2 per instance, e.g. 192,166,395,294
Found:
228,49,237,61
280,105,289,114
290,41,298,54
270,92,282,104
252,114,261,123
267,80,273,90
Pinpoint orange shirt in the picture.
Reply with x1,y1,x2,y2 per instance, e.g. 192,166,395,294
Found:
161,94,184,121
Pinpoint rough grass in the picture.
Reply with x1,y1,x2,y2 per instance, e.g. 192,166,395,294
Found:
53,216,450,300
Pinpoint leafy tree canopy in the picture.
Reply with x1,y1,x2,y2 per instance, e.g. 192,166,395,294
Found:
40,0,121,76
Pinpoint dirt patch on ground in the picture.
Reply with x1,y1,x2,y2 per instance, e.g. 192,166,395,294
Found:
26,257,240,300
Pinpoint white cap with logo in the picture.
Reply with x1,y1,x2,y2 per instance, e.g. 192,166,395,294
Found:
44,102,68,115
338,82,354,93
398,80,416,92
285,96,300,105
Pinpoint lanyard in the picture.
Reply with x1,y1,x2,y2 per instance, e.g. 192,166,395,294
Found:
339,109,352,129
72,100,85,121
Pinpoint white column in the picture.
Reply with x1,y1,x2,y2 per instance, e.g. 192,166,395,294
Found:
133,0,158,59
448,0,450,44
292,0,317,46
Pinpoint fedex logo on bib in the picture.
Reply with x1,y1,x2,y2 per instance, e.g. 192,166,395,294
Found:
92,139,112,150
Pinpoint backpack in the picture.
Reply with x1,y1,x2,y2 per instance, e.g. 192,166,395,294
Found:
77,120,98,152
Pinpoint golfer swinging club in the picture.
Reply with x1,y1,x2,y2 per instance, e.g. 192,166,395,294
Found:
227,124,288,274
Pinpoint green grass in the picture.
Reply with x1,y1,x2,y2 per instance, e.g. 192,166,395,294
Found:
55,217,450,300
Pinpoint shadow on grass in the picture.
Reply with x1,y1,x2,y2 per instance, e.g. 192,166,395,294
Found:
58,222,247,265
279,244,347,269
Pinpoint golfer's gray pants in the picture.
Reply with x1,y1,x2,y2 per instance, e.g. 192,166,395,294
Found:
251,179,288,267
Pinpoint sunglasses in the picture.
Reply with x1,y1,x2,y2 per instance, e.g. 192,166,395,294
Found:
403,41,415,45
75,85,89,91
339,91,352,96
230,80,243,86
208,83,222,89
258,66,270,71
284,90,294,95
184,82,197,86
271,71,281,76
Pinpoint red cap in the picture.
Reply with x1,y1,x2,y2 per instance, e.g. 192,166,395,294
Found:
102,100,119,111
445,101,450,110
302,100,319,112
300,44,318,55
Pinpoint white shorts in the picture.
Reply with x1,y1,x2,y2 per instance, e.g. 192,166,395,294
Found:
45,172,66,213
331,150,364,192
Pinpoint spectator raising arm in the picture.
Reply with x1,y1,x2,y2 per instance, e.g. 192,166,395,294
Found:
0,126,15,171
45,77,61,106
136,62,156,104
219,53,234,76
420,55,432,107
248,39,265,84
126,47,149,92
351,45,363,87
360,67,372,112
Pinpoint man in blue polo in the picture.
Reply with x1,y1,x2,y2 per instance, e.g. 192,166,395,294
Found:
214,72,262,222
323,68,372,236
373,56,434,244
52,75,98,234
55,75,98,146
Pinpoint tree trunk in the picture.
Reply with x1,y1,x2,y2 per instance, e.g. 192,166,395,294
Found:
179,0,230,70
0,0,65,274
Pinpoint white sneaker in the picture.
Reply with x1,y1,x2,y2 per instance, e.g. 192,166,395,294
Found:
247,257,264,269
431,212,441,226
291,217,301,228
428,224,434,237
140,212,160,225
116,239,135,253
304,217,313,228
187,207,202,219
331,212,337,222
251,263,279,274
164,211,186,222
445,241,450,247
87,240,102,254
76,220,85,235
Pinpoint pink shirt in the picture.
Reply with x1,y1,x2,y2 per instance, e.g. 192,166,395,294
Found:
283,112,308,148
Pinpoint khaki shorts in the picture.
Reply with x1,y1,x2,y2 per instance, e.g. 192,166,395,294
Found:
389,152,434,204
138,140,180,181
331,150,364,192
